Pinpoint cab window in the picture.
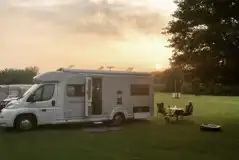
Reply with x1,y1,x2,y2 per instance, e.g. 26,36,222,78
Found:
42,84,55,101
34,86,43,101
29,84,55,102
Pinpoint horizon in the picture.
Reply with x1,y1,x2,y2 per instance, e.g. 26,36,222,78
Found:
0,0,177,72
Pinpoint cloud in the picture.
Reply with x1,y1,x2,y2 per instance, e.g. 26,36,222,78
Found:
3,0,168,37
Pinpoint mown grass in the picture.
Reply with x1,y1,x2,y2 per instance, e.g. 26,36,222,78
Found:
1,93,239,160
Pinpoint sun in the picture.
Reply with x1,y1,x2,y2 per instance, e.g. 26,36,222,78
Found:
155,64,161,70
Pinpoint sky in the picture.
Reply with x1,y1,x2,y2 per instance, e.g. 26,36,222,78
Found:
0,0,177,72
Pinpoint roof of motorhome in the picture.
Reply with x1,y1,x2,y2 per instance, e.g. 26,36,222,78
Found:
59,68,152,76
33,69,151,83
34,69,152,83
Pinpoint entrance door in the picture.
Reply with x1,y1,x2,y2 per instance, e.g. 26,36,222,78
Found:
85,77,103,116
92,77,102,115
85,77,93,117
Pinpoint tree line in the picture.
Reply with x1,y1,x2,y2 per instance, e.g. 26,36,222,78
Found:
0,66,39,85
0,65,238,95
154,68,239,96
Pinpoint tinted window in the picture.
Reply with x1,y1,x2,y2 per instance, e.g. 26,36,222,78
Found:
131,84,150,96
67,85,85,97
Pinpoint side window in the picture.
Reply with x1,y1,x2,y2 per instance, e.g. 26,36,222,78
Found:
29,84,55,102
42,84,55,101
131,84,150,96
67,85,85,97
34,86,43,101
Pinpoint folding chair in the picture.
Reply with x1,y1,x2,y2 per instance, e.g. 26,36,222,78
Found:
179,102,194,120
156,103,170,123
183,102,194,116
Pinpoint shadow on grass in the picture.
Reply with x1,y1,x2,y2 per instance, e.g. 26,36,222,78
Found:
153,116,196,125
1,120,152,133
171,119,196,125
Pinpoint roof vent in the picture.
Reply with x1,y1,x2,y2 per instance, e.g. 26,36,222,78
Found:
127,67,134,72
107,66,114,71
98,66,104,70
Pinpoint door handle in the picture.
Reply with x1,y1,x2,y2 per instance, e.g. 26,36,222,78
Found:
52,100,56,106
41,109,46,112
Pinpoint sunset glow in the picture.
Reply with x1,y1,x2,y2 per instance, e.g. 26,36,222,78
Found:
155,63,162,70
0,0,176,72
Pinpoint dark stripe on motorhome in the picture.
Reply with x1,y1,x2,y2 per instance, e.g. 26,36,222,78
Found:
133,106,150,113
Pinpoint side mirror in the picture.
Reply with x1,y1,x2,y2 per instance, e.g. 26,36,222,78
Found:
27,94,36,103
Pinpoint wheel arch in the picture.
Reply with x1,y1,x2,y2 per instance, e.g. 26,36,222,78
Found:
109,107,128,120
14,113,38,127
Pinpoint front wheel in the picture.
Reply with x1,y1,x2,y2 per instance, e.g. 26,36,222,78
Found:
111,113,125,126
15,115,37,131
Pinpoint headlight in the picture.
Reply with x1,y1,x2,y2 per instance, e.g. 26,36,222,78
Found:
0,101,10,108
5,104,14,108
6,101,12,106
0,101,4,106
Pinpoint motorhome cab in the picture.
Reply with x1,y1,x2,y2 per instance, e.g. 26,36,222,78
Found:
0,68,154,131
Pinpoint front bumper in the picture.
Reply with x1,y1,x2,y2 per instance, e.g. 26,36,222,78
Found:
0,120,13,128
0,122,8,127
0,113,15,128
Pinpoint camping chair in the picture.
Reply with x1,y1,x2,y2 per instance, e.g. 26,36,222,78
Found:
157,103,166,117
178,102,194,120
157,103,170,123
183,102,193,116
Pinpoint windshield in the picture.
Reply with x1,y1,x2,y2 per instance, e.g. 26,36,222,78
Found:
19,84,40,99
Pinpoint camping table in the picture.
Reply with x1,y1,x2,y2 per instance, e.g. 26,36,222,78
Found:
168,107,184,120
169,107,184,111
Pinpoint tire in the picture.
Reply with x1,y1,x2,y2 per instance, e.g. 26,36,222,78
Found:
15,114,37,131
111,113,125,126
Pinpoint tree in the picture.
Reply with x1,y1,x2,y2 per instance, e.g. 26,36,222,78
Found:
192,78,201,95
0,66,39,84
163,0,239,85
153,68,184,92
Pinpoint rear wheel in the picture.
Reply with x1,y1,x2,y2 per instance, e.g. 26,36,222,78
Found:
15,115,37,131
112,113,125,126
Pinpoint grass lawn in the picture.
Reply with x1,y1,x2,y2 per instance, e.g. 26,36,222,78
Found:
1,93,239,160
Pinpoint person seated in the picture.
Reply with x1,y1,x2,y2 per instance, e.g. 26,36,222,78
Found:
157,103,171,123
183,102,193,116
157,103,167,115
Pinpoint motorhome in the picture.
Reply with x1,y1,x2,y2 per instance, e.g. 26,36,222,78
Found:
0,68,154,131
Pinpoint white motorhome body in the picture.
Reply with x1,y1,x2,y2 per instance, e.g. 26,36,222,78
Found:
0,69,153,130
